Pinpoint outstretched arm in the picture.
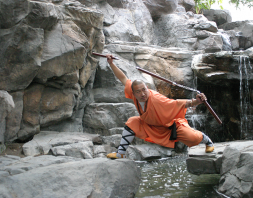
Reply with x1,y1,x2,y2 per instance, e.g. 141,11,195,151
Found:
185,93,207,108
106,54,128,86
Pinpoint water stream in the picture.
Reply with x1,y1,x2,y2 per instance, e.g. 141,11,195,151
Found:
238,55,252,139
135,154,223,198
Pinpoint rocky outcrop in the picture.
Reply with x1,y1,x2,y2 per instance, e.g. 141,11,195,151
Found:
22,131,175,161
143,0,178,19
153,11,223,53
0,0,105,142
218,145,253,198
0,155,141,198
186,141,253,198
202,9,232,26
220,20,253,50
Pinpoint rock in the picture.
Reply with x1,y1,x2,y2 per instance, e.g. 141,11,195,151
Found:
0,91,15,148
99,0,154,44
127,144,175,161
0,23,44,91
153,12,223,52
178,0,195,12
219,20,253,50
218,144,253,197
22,131,102,157
143,0,178,19
202,9,232,26
36,22,86,82
0,155,141,198
0,0,29,29
5,91,24,142
83,102,139,135
186,140,253,175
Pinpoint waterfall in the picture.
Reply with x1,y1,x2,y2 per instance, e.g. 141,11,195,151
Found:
239,55,252,139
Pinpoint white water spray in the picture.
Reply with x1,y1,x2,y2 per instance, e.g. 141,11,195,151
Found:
239,55,252,139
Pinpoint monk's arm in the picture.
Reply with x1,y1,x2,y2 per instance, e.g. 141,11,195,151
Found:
185,93,206,108
106,54,128,86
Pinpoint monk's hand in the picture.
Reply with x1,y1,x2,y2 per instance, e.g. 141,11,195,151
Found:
106,54,113,65
196,93,207,105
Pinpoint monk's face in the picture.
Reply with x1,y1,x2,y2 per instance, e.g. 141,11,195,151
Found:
132,82,150,102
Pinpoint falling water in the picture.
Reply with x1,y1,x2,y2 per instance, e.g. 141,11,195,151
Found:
238,55,252,139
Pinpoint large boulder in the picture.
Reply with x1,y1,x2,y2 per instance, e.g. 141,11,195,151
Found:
143,0,178,19
0,23,44,91
97,0,154,44
186,141,253,175
0,155,141,198
0,0,105,142
219,20,253,50
202,9,232,26
218,145,253,197
83,102,139,135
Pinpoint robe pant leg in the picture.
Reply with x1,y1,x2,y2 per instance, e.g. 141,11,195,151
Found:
176,121,203,147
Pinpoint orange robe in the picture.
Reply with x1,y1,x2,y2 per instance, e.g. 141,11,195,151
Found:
125,79,203,148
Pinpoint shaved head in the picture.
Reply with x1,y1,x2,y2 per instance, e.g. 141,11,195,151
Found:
131,79,149,102
131,80,146,92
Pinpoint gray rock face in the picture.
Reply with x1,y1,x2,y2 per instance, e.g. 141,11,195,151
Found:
220,20,253,50
22,131,102,157
0,91,15,148
153,12,223,52
0,155,141,198
83,102,139,135
0,0,105,142
143,0,178,19
127,144,175,161
99,0,154,44
202,9,232,26
218,144,253,198
0,23,44,91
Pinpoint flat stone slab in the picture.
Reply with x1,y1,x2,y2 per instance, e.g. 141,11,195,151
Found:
22,131,102,157
186,140,253,175
0,155,141,198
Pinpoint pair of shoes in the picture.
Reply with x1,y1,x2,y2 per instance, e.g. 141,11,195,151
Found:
106,152,125,159
205,145,214,153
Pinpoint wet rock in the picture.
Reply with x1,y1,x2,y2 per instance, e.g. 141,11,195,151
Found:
127,144,175,161
186,140,253,175
0,155,141,198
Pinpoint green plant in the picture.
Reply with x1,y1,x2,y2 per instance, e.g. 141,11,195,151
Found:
194,0,253,14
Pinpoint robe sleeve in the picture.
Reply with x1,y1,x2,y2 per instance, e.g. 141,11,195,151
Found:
124,79,134,100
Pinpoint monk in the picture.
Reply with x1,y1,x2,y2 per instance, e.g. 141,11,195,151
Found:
105,54,214,159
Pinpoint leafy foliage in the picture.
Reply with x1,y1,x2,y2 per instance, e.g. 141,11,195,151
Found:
194,0,253,14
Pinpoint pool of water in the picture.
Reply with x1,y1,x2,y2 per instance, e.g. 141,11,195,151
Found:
135,154,224,198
